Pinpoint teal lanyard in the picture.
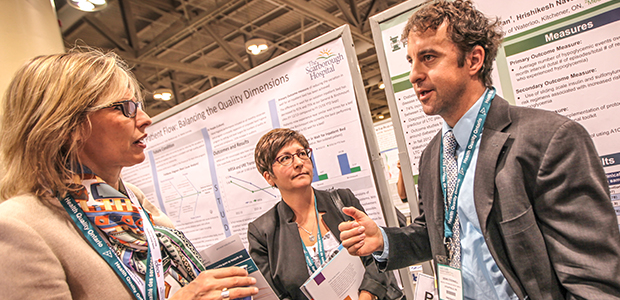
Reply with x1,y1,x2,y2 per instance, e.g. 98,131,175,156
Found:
301,195,326,273
59,193,158,300
440,88,495,238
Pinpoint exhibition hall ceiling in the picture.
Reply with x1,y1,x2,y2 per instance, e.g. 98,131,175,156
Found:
55,0,407,120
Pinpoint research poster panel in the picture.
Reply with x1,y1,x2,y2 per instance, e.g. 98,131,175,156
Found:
475,0,620,227
374,119,411,217
121,36,387,251
374,119,400,183
376,9,443,181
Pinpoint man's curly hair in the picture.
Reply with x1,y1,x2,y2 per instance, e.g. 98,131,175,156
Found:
402,0,504,87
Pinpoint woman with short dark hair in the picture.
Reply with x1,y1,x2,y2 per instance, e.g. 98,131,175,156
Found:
248,128,402,300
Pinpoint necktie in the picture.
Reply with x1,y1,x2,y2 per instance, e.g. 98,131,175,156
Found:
443,130,461,268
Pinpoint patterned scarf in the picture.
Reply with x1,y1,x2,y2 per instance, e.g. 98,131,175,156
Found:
70,173,206,288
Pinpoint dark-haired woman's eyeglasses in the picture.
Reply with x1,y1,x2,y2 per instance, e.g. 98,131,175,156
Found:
103,100,143,118
273,148,312,166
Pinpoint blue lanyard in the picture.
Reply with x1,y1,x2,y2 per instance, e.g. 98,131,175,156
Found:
440,88,495,238
301,195,326,273
59,193,158,300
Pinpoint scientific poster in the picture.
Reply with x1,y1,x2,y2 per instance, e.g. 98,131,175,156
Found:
374,119,410,216
475,0,620,227
122,37,386,250
374,119,400,183
377,11,443,180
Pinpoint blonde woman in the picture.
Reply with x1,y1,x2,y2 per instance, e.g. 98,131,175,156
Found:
0,49,258,300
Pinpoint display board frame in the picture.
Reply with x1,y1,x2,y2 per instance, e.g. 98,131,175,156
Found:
370,0,425,226
369,3,430,299
137,24,402,227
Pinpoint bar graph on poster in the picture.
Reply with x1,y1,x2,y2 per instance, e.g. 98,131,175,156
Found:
122,34,386,251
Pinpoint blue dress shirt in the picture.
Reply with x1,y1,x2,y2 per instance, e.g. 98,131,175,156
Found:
377,89,518,300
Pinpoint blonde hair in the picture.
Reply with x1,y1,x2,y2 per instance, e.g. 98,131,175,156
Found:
0,49,142,201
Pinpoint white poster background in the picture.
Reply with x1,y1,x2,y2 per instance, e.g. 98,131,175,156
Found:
122,38,386,250
379,16,443,178
475,0,620,227
374,119,400,183
374,119,411,217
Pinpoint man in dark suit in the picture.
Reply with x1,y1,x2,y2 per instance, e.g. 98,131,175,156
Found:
339,0,620,299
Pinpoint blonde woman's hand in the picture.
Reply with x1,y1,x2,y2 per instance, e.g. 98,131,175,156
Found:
170,266,258,300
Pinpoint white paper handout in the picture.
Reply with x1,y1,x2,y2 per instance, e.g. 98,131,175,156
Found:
199,234,278,300
300,244,365,300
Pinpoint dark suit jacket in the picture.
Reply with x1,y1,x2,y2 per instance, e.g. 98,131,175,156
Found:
248,188,402,300
381,96,620,299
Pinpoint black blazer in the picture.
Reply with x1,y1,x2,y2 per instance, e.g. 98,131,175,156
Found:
248,188,402,300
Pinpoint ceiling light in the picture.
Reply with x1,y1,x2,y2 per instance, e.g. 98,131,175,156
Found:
67,0,107,12
378,82,385,89
153,89,173,101
245,37,269,55
377,114,385,119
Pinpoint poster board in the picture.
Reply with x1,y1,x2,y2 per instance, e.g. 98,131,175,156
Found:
474,0,620,229
370,4,438,298
121,25,399,253
374,119,400,184
374,118,410,218
370,0,428,226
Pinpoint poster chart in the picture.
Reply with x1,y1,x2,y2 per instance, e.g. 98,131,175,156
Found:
374,119,400,184
373,119,410,218
122,28,387,251
475,0,620,228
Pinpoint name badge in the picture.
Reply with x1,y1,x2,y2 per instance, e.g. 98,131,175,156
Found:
437,264,463,300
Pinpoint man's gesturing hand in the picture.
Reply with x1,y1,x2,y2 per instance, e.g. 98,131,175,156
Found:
338,207,384,256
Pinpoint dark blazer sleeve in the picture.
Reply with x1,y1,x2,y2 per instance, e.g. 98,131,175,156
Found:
334,189,403,300
381,213,433,271
379,138,436,271
478,99,620,299
518,119,620,298
247,218,292,300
